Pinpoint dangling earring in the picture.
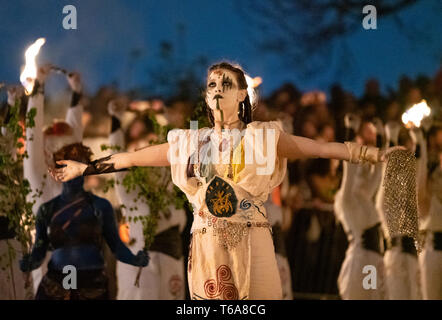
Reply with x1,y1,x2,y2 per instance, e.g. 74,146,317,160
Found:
238,102,245,121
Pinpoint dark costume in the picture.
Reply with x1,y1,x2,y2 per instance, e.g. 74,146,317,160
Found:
20,176,148,300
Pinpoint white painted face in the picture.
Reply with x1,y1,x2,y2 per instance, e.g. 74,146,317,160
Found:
205,69,247,117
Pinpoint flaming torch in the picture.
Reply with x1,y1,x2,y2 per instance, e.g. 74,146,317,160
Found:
20,38,46,95
401,99,431,128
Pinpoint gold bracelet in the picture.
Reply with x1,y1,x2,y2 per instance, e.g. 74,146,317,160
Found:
344,141,379,164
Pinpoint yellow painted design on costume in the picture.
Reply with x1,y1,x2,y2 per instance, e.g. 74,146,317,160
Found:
210,190,233,216
232,138,245,183
223,138,245,183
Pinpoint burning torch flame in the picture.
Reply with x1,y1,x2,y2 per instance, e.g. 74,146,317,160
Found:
20,38,46,95
401,99,431,128
245,75,262,107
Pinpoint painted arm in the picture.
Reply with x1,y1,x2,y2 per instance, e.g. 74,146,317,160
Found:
52,141,170,182
98,198,149,267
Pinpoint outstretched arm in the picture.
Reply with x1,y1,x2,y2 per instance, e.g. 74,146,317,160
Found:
51,97,170,182
277,131,401,163
278,131,352,161
52,142,170,182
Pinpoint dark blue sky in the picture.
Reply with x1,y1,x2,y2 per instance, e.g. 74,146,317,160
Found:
0,0,441,98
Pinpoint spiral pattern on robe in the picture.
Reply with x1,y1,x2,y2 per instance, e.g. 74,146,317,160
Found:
222,284,239,300
204,279,218,298
203,265,239,299
169,275,183,296
218,264,232,282
239,199,252,210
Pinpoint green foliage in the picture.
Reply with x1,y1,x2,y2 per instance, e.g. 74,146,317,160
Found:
0,100,37,274
100,144,121,152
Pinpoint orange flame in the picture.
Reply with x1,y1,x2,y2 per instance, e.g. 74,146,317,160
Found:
251,76,262,88
20,38,46,95
401,99,431,128
119,222,130,244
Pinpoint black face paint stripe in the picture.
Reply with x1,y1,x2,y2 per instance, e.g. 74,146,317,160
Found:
222,74,233,93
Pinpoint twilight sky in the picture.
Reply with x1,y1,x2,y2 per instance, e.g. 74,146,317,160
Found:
0,0,441,98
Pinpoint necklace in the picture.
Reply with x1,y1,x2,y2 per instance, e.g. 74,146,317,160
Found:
222,119,242,129
194,125,244,185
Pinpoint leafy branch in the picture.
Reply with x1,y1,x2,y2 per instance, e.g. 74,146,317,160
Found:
0,99,37,296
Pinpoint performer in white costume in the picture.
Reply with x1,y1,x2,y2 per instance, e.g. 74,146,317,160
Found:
334,114,386,299
107,101,186,300
419,131,442,299
376,121,423,300
23,65,84,293
264,188,293,300
52,62,402,300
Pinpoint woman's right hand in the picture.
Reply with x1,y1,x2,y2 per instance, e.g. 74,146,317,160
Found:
49,160,88,182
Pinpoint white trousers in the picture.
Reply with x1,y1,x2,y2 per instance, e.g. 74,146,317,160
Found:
419,241,442,299
338,242,387,300
384,247,421,300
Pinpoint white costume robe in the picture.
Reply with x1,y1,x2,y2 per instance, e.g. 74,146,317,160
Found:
167,121,287,300
419,166,442,299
